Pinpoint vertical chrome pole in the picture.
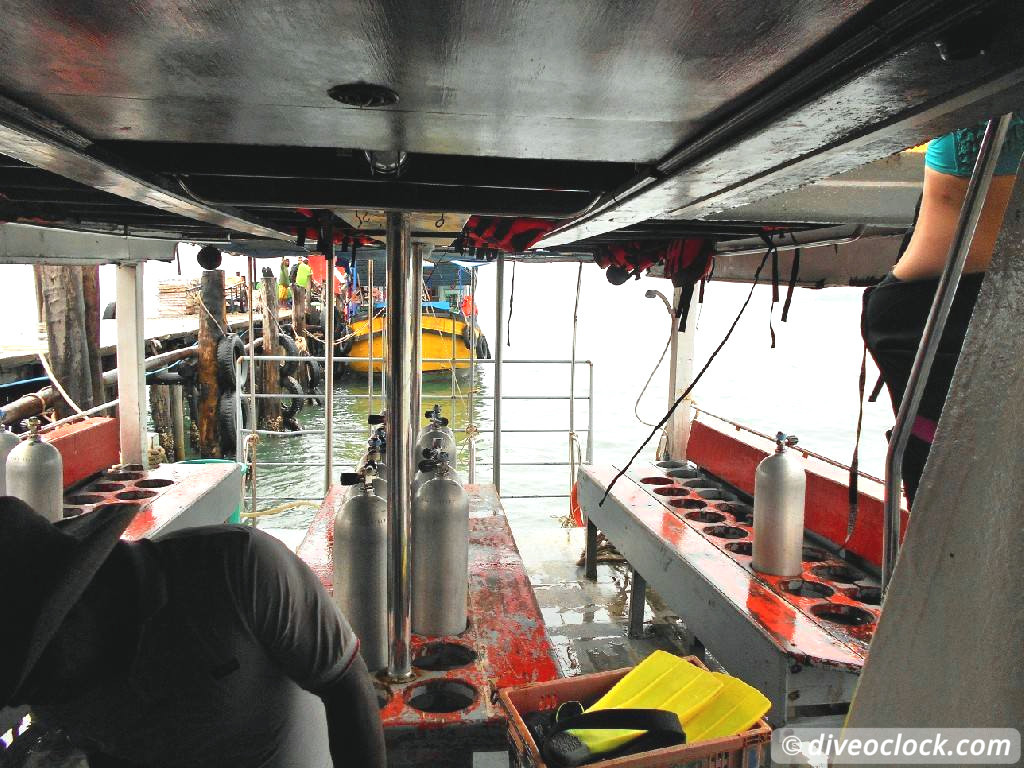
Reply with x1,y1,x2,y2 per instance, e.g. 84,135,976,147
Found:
493,252,505,493
386,212,416,680
367,258,374,421
587,361,595,464
246,256,258,515
322,215,335,493
882,114,1010,591
468,268,478,483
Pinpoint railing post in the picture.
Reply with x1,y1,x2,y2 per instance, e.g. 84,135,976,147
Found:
468,267,478,483
587,361,595,464
493,252,505,493
115,262,147,465
320,213,335,493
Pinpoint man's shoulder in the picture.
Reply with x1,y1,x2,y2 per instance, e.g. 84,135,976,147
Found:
152,524,285,567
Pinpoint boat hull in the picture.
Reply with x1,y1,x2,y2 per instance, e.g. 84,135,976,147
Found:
346,314,478,373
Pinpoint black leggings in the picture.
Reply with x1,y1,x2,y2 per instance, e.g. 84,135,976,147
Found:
861,272,984,504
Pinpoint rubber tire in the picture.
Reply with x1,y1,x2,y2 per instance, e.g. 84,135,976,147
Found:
461,324,474,350
216,333,245,390
305,358,324,405
281,375,303,419
278,334,300,377
102,301,116,320
476,334,491,360
217,392,249,456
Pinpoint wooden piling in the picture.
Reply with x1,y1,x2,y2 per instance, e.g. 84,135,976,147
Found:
197,269,226,457
149,384,173,457
170,385,186,461
81,265,105,403
260,275,281,429
37,265,95,417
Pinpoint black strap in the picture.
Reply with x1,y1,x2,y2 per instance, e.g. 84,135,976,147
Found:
846,345,868,547
868,373,885,403
781,247,800,322
769,245,779,348
544,707,686,766
698,275,706,303
506,260,516,346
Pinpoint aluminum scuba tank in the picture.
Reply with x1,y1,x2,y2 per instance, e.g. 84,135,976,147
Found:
752,433,806,577
333,468,388,671
415,405,456,469
6,418,63,522
0,425,19,496
412,449,469,636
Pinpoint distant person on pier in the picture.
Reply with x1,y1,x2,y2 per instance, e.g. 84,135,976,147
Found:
862,115,1023,503
278,257,292,308
292,255,316,316
1,497,387,768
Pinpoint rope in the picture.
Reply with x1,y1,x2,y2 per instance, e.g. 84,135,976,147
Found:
506,260,516,346
197,293,227,339
37,352,85,415
599,248,772,506
241,499,319,519
633,334,671,428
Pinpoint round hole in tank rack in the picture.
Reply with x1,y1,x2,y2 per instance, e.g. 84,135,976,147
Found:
412,642,479,671
850,586,882,606
684,510,726,524
66,494,103,505
106,471,144,482
136,478,174,489
667,467,701,480
63,506,83,518
114,464,146,472
639,476,674,485
653,486,689,496
811,604,876,627
691,489,736,502
116,490,158,501
679,478,713,488
802,546,830,563
704,525,747,540
405,679,477,713
781,579,835,599
811,565,863,584
669,498,706,509
725,541,753,556
89,482,126,493
717,502,753,524
655,461,686,469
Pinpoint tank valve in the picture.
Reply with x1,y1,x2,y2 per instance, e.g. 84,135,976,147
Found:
774,432,799,452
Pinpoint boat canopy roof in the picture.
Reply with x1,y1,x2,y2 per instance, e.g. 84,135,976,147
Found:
0,1,1021,277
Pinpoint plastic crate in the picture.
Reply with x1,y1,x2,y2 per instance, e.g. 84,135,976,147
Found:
497,656,771,768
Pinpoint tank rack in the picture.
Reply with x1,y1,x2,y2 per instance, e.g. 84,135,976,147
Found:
297,483,559,766
577,462,871,728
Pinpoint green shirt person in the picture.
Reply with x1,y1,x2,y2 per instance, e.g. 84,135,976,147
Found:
295,258,314,290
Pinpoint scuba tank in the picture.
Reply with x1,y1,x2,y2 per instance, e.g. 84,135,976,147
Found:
0,424,19,496
333,465,388,671
752,433,806,577
6,418,63,522
415,404,456,469
412,447,469,636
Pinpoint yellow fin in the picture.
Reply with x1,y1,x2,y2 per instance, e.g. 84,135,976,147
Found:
682,672,771,743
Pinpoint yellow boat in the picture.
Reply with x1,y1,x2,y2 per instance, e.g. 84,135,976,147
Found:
346,308,490,374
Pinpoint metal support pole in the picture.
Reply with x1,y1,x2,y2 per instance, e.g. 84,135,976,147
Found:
322,214,335,493
584,519,598,581
627,568,647,638
882,114,1011,591
494,252,505,493
468,267,478,483
115,263,147,465
367,258,374,420
386,212,416,681
586,362,595,464
245,256,258,514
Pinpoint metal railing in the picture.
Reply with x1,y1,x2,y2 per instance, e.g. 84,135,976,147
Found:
234,354,594,514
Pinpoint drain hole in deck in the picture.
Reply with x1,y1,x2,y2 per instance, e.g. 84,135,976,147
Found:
640,476,674,486
685,510,726,524
405,679,477,713
136,478,174,489
851,586,882,606
667,467,701,480
717,502,753,524
802,546,830,563
669,498,706,509
704,525,747,540
106,471,143,482
66,494,103,505
116,490,157,501
781,579,835,599
89,482,125,493
653,486,689,497
725,542,752,556
655,461,686,469
811,565,862,584
811,604,876,627
412,642,479,671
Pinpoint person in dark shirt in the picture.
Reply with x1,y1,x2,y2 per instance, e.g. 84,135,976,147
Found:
0,497,386,767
